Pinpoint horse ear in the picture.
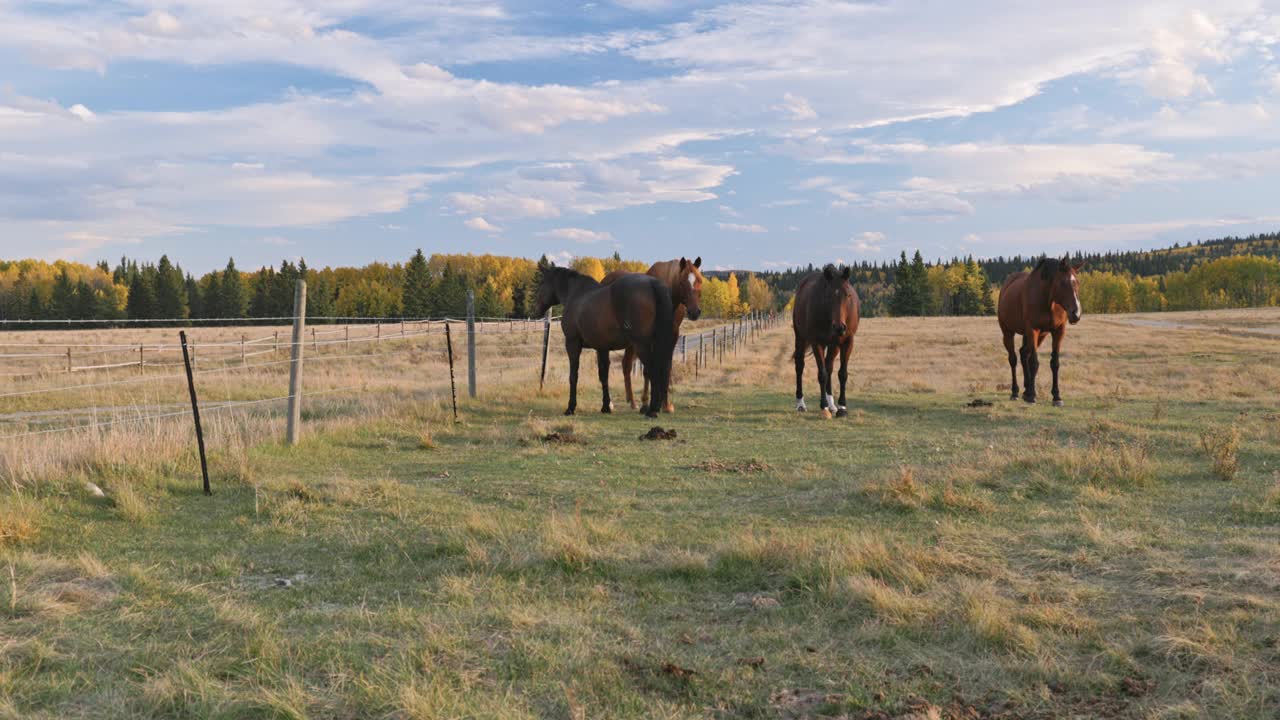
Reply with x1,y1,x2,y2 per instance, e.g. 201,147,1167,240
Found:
823,265,835,281
693,256,702,269
1073,259,1086,271
841,265,851,281
679,257,689,270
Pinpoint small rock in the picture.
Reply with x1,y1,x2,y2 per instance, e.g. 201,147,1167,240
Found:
84,481,106,498
273,578,293,588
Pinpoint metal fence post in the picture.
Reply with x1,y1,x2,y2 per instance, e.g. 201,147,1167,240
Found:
445,322,459,423
466,289,477,398
179,331,211,495
286,280,307,446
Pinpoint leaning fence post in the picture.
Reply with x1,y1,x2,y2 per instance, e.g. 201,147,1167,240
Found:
66,347,72,373
445,322,459,423
179,331,211,496
466,289,477,398
539,308,552,391
286,280,307,446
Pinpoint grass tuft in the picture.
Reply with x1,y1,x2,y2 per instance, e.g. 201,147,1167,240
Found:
1200,425,1241,482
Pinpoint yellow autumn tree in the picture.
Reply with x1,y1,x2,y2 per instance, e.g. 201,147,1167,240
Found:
571,256,606,281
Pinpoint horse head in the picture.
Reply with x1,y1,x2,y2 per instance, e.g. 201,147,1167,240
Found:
676,256,704,320
533,258,560,317
821,263,853,337
1039,255,1084,324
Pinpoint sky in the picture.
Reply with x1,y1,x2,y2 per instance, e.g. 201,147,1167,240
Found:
2,0,1280,273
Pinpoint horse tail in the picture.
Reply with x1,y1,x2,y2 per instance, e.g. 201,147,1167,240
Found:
650,278,676,411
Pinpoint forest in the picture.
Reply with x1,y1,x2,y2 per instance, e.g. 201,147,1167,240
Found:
2,231,1279,323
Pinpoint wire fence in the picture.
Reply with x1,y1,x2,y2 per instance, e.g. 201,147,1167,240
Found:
1,283,784,493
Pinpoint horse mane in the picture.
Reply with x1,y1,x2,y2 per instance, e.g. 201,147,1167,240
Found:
542,265,600,287
1033,257,1052,281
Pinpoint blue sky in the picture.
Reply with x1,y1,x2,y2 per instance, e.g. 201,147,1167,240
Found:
2,0,1280,272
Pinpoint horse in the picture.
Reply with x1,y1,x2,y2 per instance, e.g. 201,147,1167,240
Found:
792,264,860,418
533,260,675,418
601,257,704,413
997,256,1083,406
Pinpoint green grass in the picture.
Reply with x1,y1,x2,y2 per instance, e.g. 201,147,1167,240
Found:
4,358,1280,718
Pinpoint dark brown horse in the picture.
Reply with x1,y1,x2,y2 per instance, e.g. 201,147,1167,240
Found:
792,264,860,418
998,256,1083,406
601,257,703,413
533,260,675,418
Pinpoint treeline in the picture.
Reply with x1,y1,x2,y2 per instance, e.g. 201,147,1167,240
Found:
5,230,1280,323
0,251,743,324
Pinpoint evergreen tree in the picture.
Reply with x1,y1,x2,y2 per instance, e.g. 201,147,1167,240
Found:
402,249,432,317
126,268,157,319
185,274,204,320
890,251,927,316
155,255,188,319
431,263,468,317
51,268,76,319
220,258,247,318
73,280,98,320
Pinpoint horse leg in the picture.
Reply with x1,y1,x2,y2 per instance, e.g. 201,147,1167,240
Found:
638,349,661,419
662,330,677,414
822,343,838,414
1050,330,1064,407
565,341,582,415
597,350,613,413
1021,331,1038,404
811,344,831,416
835,338,852,417
793,333,807,412
622,348,638,409
1003,331,1019,400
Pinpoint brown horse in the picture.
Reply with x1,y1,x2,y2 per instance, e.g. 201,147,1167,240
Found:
792,264,860,418
601,257,704,413
997,256,1083,406
533,260,675,418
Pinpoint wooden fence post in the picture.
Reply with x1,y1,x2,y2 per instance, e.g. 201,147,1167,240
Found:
179,331,211,495
466,289,477,398
138,344,144,374
286,280,307,446
66,347,72,373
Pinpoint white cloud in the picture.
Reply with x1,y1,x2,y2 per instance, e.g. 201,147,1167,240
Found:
718,204,741,217
1131,10,1230,99
718,222,767,233
775,93,817,121
262,236,296,246
850,231,885,252
464,216,503,232
538,227,614,243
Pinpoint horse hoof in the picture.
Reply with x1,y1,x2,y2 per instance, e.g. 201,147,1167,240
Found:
796,407,806,413
663,403,674,414
628,401,638,410
564,409,576,416
1022,396,1036,405
836,408,848,418
1052,399,1064,408
644,410,659,419
601,406,612,414
820,408,832,420
1010,394,1019,401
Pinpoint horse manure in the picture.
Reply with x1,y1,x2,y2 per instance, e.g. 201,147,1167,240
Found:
966,398,994,408
542,431,583,444
692,459,770,474
639,426,678,441
737,656,766,668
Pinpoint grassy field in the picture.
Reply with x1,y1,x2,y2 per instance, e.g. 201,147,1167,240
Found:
3,310,1280,719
